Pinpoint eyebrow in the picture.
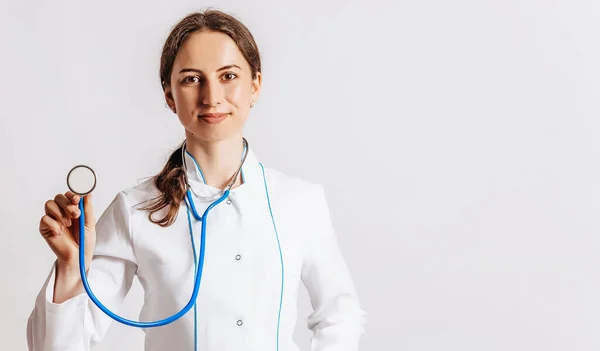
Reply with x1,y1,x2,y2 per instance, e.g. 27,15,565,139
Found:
178,64,242,74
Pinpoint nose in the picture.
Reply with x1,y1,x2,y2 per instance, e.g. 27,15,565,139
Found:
201,77,223,107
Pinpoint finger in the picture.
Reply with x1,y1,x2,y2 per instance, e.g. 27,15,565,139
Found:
54,194,80,220
40,214,65,238
40,215,77,260
83,193,96,228
45,200,72,228
65,191,81,205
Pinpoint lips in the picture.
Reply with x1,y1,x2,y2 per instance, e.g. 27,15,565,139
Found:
199,113,229,124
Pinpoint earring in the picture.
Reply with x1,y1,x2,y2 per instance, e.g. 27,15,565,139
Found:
250,100,255,108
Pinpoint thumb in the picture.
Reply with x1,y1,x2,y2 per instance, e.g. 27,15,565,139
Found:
83,192,96,228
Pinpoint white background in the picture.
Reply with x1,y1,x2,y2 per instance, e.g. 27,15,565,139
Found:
1,0,599,350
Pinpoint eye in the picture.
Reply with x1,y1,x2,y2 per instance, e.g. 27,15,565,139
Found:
182,76,201,84
222,72,238,81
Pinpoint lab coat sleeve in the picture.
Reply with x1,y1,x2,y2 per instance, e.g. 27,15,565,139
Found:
302,185,367,351
26,191,138,351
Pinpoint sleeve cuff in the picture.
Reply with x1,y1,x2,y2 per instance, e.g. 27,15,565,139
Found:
37,261,88,350
44,261,88,312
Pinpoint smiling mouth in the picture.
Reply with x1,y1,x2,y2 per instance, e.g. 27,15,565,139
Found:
198,113,230,124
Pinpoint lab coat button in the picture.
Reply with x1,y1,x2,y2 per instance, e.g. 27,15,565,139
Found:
226,199,232,205
235,254,241,261
236,319,243,326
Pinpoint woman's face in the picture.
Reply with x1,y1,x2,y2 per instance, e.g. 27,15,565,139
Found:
165,30,261,142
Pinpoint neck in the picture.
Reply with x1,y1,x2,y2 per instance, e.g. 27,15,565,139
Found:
184,134,246,190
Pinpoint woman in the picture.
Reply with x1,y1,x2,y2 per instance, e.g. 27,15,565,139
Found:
27,9,366,351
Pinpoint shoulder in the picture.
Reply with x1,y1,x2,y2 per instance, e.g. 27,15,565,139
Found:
259,165,336,247
95,177,167,236
102,176,161,216
260,164,328,208
121,176,161,206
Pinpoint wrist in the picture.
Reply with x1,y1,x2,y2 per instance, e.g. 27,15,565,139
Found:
56,259,82,278
53,259,86,303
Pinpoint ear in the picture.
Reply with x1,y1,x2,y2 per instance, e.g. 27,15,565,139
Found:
250,71,262,105
163,82,176,112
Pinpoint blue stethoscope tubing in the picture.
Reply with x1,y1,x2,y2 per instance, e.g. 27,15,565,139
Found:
76,138,248,328
74,138,283,350
77,187,229,328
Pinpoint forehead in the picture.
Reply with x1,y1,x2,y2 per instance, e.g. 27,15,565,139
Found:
173,30,248,71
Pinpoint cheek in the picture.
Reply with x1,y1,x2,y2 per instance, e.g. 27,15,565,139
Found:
170,89,187,110
175,89,196,107
224,83,251,106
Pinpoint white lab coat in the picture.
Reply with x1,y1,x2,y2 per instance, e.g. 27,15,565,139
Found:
26,146,366,351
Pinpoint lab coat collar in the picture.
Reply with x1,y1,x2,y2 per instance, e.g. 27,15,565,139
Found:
183,143,264,201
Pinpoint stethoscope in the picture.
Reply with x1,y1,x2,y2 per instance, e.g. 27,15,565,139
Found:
66,138,249,328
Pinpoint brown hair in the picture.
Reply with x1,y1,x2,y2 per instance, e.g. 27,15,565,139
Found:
138,9,262,227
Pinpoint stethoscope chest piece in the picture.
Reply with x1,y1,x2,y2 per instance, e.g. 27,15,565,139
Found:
67,165,97,196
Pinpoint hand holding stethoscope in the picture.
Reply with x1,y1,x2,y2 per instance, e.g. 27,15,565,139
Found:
37,138,248,328
39,178,97,289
